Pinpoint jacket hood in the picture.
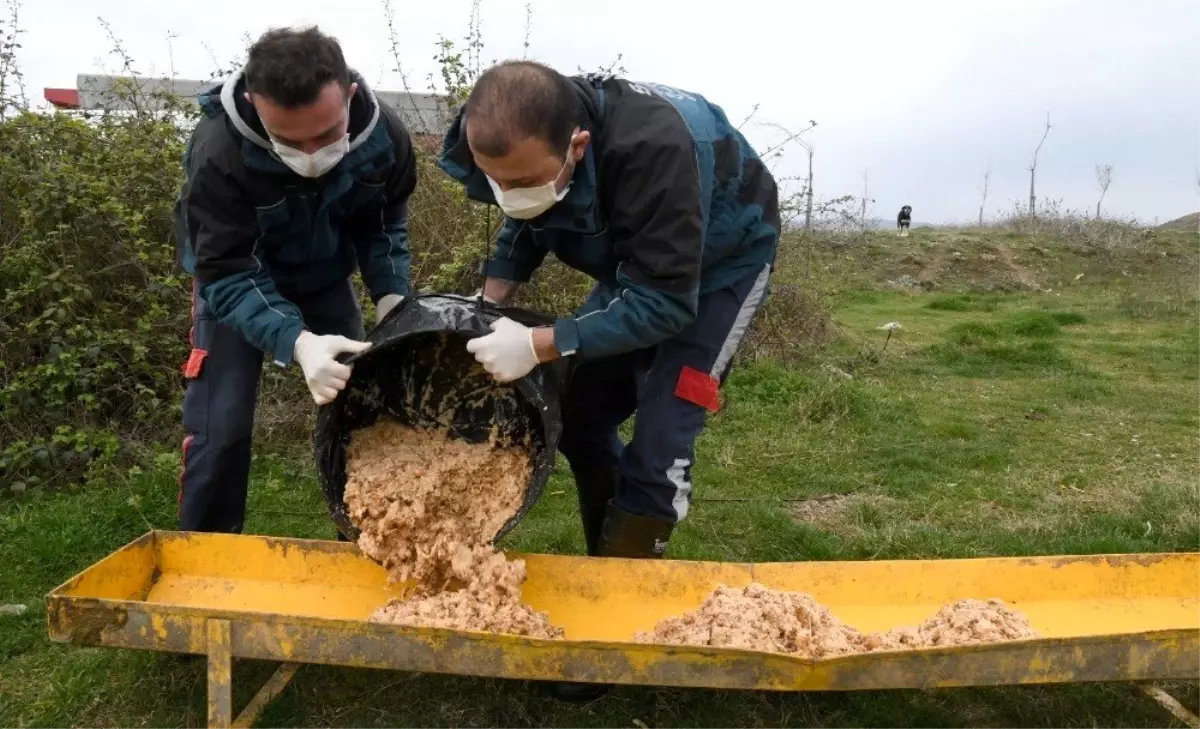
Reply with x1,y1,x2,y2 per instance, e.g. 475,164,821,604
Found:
208,67,382,153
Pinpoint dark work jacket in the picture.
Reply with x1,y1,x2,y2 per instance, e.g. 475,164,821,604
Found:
175,69,416,365
438,75,779,360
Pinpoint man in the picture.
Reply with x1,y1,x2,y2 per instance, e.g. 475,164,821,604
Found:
441,62,778,564
898,205,913,237
443,63,778,700
174,27,416,533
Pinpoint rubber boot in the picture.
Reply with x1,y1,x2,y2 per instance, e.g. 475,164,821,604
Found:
548,504,675,704
571,464,619,556
596,504,673,559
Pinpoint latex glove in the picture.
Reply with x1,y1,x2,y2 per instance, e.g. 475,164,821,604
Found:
465,317,539,383
375,293,404,325
293,331,371,405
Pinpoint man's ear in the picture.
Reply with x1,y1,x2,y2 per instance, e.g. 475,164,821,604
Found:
347,82,359,101
571,129,591,162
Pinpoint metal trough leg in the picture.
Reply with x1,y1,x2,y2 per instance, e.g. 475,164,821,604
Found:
1139,684,1200,728
232,663,301,729
205,618,300,729
207,620,233,728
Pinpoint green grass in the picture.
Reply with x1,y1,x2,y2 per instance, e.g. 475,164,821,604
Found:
925,294,1001,313
3,236,1199,727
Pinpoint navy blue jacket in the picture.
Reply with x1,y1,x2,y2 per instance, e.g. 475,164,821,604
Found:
175,70,416,365
438,75,779,359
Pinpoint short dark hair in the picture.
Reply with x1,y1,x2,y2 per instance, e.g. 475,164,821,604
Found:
244,27,350,108
464,60,577,158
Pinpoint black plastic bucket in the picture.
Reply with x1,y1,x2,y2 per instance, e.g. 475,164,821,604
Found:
314,294,569,542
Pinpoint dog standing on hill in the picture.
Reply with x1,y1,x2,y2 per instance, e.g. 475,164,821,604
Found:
897,205,913,237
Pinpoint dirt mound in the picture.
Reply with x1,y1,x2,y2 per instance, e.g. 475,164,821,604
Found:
637,583,1036,656
345,419,562,639
1158,212,1199,232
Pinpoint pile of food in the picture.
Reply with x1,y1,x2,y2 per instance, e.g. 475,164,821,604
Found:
343,422,1036,652
636,582,1037,656
344,418,562,639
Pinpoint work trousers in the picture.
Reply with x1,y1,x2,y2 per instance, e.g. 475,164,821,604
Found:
178,279,364,533
557,265,771,524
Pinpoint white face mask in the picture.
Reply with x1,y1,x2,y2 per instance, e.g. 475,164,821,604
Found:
272,133,349,178
268,102,351,178
485,142,576,220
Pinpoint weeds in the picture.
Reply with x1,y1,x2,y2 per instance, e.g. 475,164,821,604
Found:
1116,268,1199,321
991,199,1155,253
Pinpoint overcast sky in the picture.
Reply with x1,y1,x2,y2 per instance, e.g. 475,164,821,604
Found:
18,0,1200,224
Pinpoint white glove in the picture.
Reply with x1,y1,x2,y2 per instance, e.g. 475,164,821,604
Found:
465,317,539,383
375,293,404,325
293,331,372,405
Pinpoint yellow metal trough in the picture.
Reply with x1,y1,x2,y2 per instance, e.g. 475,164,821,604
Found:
47,531,1199,727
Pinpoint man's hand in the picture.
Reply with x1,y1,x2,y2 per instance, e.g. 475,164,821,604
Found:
294,331,372,405
375,293,404,325
465,317,541,383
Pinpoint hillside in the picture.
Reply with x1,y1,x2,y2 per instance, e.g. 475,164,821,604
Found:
1158,212,1199,231
797,226,1199,298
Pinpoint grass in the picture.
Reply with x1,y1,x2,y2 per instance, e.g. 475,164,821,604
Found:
2,231,1198,727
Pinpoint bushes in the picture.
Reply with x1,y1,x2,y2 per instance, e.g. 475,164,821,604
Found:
991,199,1154,253
0,111,191,492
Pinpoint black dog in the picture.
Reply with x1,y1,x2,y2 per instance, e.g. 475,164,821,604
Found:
897,205,913,237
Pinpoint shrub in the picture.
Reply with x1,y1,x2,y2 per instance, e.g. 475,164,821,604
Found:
0,110,191,492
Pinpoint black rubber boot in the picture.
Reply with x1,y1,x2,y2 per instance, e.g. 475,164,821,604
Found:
548,505,675,704
571,464,619,556
596,504,674,559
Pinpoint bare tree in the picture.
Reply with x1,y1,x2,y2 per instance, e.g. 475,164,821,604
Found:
754,119,817,231
801,140,814,231
1028,111,1052,218
977,166,991,226
736,103,759,130
1094,164,1113,218
466,0,483,79
0,0,27,119
165,30,178,85
382,0,432,132
522,3,533,59
758,120,818,163
859,169,874,231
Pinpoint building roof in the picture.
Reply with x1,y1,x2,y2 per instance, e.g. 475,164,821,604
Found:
43,74,452,137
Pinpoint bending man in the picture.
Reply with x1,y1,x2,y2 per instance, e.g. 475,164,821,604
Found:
441,61,779,561
174,27,416,533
